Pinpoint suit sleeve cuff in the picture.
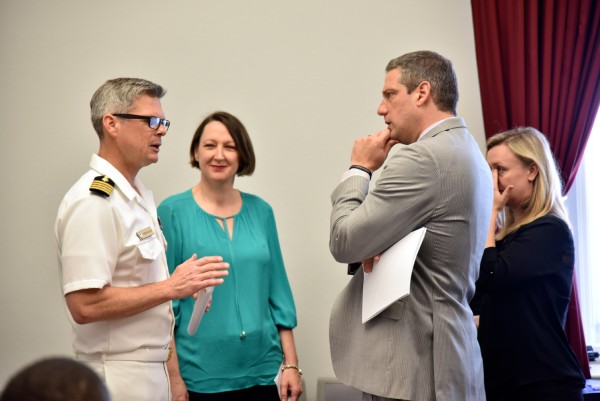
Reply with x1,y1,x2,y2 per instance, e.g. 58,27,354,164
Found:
342,168,371,182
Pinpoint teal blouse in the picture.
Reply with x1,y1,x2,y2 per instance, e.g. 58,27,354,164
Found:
157,190,297,393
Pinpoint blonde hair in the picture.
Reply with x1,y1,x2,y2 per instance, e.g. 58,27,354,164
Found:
487,127,569,240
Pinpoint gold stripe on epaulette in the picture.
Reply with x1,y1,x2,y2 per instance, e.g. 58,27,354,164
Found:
90,175,114,197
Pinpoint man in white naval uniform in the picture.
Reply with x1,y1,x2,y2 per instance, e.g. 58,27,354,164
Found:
55,78,229,401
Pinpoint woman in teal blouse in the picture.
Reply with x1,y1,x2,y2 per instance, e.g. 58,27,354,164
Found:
158,111,302,401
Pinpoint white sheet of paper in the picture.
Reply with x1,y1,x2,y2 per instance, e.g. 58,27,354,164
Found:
274,363,291,401
187,286,214,335
362,227,426,323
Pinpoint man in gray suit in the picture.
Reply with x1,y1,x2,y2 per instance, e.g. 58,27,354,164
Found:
329,51,492,401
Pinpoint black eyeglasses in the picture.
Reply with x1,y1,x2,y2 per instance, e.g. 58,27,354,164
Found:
113,113,170,131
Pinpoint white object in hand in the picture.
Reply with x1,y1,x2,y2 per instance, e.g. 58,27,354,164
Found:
274,363,292,401
187,286,214,335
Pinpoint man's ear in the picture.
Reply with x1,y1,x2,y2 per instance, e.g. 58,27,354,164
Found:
415,81,431,106
102,114,119,138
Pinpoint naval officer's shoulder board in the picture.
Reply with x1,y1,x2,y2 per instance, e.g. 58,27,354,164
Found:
89,175,115,197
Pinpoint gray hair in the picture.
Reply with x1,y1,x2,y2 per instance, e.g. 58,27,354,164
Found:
386,50,458,115
90,78,166,138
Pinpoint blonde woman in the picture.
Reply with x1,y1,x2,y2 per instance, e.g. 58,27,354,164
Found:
471,127,585,401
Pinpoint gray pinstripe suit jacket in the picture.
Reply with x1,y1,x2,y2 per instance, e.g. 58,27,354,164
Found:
329,117,492,401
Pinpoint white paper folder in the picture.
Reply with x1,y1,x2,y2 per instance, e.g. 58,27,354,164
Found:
187,286,214,335
362,227,426,323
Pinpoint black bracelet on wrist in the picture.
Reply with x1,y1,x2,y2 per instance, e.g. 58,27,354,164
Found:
349,164,372,179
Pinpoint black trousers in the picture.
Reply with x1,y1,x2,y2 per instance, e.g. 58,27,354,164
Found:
188,384,280,401
490,381,584,401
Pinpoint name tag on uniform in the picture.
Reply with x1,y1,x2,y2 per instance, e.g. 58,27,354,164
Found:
136,227,155,240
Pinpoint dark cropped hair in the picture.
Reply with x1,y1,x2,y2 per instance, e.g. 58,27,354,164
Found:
189,111,255,176
1,357,110,401
386,50,458,115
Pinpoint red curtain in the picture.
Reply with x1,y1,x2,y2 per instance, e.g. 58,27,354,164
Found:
471,0,600,379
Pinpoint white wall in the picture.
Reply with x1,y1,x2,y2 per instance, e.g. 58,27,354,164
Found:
0,1,485,400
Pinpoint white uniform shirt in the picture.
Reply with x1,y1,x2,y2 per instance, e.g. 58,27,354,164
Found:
55,154,173,356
